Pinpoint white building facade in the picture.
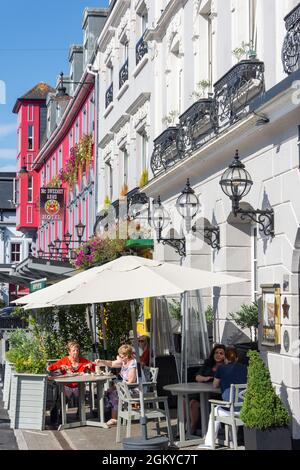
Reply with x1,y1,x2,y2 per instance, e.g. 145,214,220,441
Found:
93,0,300,442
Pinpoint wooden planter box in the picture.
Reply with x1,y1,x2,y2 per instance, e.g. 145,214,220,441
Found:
244,426,292,450
3,361,13,410
10,372,48,430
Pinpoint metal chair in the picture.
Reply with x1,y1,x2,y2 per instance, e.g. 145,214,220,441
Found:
208,383,247,450
115,381,174,445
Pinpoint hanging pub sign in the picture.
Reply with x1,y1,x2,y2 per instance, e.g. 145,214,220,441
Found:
40,187,65,222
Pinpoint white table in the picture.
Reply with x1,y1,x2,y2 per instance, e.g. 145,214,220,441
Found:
164,382,221,448
53,374,113,431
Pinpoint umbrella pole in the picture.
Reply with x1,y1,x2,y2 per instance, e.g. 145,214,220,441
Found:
130,301,147,440
100,304,108,360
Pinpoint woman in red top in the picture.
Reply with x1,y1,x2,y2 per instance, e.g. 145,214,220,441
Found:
47,340,94,400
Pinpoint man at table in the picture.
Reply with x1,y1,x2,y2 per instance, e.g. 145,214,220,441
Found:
198,345,247,449
47,340,94,401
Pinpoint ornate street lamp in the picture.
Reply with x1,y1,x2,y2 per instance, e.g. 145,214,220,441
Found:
63,231,72,248
176,178,200,221
75,221,85,243
37,248,44,258
150,196,186,257
54,238,61,252
219,150,274,237
48,242,55,255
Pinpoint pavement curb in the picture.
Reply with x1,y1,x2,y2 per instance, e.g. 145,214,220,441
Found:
14,429,28,450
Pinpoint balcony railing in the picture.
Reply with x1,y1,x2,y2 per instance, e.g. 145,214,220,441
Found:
214,59,265,130
177,97,217,156
136,32,148,65
150,127,179,176
119,58,129,89
150,60,265,177
282,3,300,74
105,82,113,108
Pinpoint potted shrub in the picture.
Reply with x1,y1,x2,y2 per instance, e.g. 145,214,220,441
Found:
139,169,149,188
240,350,292,450
204,305,214,343
6,329,48,430
191,79,211,101
228,302,258,363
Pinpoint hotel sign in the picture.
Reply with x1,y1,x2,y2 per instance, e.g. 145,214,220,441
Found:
40,187,65,222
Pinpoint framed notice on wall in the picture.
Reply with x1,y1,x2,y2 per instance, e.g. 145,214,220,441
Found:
261,284,281,347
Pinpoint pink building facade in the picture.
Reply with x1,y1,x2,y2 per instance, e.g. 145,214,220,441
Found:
34,73,97,256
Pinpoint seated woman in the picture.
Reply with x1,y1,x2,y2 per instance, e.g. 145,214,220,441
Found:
95,344,137,427
138,335,150,367
198,345,247,449
47,340,94,402
189,343,225,435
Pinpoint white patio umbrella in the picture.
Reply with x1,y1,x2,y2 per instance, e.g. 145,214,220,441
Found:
16,255,248,447
16,255,247,308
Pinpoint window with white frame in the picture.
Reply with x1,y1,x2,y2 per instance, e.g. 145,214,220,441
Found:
69,130,73,150
46,164,50,184
105,160,113,200
27,154,33,171
58,146,62,171
56,104,61,121
11,243,21,263
52,155,56,177
28,124,34,150
28,104,34,122
251,225,258,301
123,147,129,186
88,190,94,238
40,169,44,188
83,106,87,134
27,175,33,202
140,131,148,171
89,93,95,134
75,119,80,143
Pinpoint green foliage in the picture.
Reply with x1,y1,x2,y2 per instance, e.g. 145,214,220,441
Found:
97,301,137,358
20,305,93,360
139,169,149,188
162,110,179,126
168,299,181,322
191,79,211,100
104,195,111,209
205,305,214,325
240,350,290,429
232,40,256,62
0,298,5,308
6,329,47,374
228,302,258,341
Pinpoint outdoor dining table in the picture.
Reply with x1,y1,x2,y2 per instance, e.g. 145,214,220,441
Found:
163,382,221,448
52,373,114,431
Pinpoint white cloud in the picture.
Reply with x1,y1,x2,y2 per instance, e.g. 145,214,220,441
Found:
0,123,17,139
0,148,16,160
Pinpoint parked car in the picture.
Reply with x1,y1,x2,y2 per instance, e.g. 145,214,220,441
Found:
0,307,15,317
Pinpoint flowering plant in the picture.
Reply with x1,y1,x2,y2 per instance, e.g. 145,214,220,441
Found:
72,236,126,270
46,175,62,188
58,134,93,188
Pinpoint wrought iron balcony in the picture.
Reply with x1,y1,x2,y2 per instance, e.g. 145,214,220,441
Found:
177,97,217,156
105,82,113,108
136,32,148,65
214,59,265,130
119,58,129,89
282,3,300,74
150,127,179,176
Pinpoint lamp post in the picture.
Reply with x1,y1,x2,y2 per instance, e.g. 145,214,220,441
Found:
75,221,85,243
219,150,274,237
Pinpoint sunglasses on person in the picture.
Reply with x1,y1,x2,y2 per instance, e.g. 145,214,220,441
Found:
138,339,145,343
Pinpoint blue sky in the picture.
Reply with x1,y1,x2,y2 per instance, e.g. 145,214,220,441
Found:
0,0,109,171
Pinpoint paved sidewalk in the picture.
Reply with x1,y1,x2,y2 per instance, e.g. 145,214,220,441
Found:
0,384,18,450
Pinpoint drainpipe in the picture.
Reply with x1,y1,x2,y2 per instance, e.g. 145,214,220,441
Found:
86,64,100,225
